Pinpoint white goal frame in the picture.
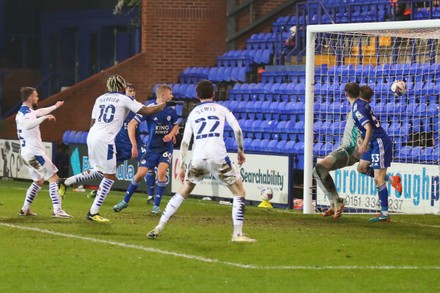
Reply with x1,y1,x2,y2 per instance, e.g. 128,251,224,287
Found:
303,20,440,214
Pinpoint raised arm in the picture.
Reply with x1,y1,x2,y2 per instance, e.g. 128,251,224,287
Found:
34,101,64,117
137,103,167,116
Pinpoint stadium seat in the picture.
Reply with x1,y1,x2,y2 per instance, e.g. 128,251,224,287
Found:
293,142,304,170
80,131,88,144
243,138,253,150
274,140,286,153
67,131,78,144
266,140,279,153
256,139,269,152
248,138,261,152
283,141,295,154
395,146,412,162
62,130,72,145
420,147,434,163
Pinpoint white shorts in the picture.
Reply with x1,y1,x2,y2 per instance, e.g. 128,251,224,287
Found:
185,156,240,186
87,136,116,174
21,153,58,181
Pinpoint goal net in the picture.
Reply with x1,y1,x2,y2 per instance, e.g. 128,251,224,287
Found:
303,20,440,215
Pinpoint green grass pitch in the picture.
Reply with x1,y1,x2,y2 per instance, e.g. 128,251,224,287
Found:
0,179,439,292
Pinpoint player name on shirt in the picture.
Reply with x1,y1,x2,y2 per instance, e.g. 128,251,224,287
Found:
194,105,216,115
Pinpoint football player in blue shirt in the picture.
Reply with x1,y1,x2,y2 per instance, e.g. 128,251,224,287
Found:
113,84,179,214
350,85,393,222
114,83,147,164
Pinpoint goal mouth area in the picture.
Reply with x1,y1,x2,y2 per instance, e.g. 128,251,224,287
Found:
303,20,440,215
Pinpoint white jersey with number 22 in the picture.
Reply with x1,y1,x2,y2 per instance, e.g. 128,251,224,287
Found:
182,101,240,162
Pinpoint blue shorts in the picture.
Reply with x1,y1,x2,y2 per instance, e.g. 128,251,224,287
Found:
361,136,392,169
139,150,172,170
116,143,146,164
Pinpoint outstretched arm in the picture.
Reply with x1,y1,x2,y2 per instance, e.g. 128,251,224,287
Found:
34,101,64,117
23,115,56,130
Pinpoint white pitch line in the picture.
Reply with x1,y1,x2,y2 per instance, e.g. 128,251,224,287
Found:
1,222,439,271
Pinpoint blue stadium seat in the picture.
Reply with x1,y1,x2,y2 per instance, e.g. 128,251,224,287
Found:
266,140,279,153
66,131,78,144
224,137,235,151
419,147,433,162
243,138,253,150
313,142,324,156
62,130,72,145
274,140,286,153
283,141,295,154
395,146,412,162
293,142,304,169
80,131,88,144
261,101,273,120
256,139,269,152
276,121,288,140
248,138,261,152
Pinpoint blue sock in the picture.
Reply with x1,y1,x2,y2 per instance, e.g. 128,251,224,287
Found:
145,172,155,197
378,183,389,212
124,179,139,203
154,180,167,206
384,174,390,182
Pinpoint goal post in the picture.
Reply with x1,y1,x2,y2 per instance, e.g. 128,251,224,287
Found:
304,20,440,215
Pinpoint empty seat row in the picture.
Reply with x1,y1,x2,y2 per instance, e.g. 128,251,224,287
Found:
217,49,272,69
206,67,246,83
228,82,306,102
261,70,306,84
179,67,210,84
395,146,440,163
325,63,440,78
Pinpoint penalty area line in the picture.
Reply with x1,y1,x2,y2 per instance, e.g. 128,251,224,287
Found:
1,222,439,271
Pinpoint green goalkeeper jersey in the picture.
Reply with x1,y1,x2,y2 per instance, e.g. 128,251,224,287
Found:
338,111,361,154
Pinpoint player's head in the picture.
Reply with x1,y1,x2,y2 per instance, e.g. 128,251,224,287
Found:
359,85,374,101
344,82,360,99
196,80,215,101
155,84,173,102
106,74,126,93
20,87,38,109
125,83,136,98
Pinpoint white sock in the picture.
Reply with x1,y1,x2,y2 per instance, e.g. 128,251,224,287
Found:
49,182,62,212
232,196,245,237
157,193,185,229
90,178,114,215
65,169,103,186
22,182,41,211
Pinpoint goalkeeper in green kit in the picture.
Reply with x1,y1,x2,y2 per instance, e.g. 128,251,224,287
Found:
313,82,402,220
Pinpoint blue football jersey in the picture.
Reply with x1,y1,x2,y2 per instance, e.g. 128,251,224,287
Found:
135,102,178,153
115,111,144,148
352,99,388,140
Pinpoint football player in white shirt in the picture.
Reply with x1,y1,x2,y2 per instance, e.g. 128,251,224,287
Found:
15,87,72,218
147,80,256,242
78,75,168,222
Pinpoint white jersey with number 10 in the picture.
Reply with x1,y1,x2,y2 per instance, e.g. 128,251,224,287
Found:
89,92,143,143
183,101,239,162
